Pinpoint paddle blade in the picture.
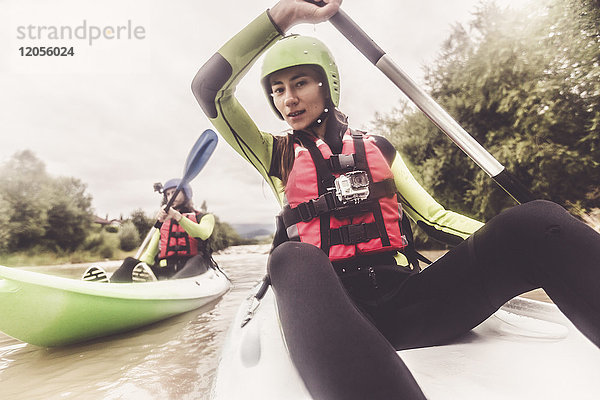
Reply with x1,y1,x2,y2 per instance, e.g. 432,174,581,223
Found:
154,129,219,230
183,129,218,182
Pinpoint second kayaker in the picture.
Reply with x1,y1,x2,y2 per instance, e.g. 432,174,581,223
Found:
96,178,216,282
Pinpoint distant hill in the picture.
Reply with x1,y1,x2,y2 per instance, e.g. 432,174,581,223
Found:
231,223,275,239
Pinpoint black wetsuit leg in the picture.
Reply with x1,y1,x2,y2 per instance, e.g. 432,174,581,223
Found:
111,256,207,282
268,200,600,399
268,241,426,400
109,257,139,282
375,200,600,349
172,254,210,279
151,258,189,280
111,257,167,281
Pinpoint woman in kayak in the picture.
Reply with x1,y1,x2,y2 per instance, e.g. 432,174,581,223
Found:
91,178,216,282
192,0,600,398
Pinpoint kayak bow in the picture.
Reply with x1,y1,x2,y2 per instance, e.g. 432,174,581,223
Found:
212,287,600,399
0,265,230,347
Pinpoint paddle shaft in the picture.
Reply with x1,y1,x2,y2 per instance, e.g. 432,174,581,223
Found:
136,186,183,259
304,1,532,204
135,227,156,259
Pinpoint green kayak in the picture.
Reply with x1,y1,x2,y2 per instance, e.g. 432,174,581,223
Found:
0,264,230,347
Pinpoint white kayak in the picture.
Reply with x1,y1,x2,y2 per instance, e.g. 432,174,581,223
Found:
212,286,600,399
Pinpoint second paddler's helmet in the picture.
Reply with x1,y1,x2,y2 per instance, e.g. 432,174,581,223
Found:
261,35,340,119
163,178,193,200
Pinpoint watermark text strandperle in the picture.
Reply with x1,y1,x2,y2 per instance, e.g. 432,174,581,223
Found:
16,20,146,46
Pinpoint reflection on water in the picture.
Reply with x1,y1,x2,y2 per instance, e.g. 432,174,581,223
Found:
0,245,270,400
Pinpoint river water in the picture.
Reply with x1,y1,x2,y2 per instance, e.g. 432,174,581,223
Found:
0,245,550,399
0,244,270,400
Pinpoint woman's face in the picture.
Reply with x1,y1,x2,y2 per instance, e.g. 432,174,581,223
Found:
269,65,327,132
165,188,186,208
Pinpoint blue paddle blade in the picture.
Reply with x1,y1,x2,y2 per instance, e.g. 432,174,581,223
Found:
154,129,218,228
182,129,218,182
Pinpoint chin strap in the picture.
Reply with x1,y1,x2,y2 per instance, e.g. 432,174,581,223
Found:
308,85,334,128
309,107,330,128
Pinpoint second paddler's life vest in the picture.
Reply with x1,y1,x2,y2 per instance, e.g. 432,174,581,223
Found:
159,212,200,259
281,129,407,262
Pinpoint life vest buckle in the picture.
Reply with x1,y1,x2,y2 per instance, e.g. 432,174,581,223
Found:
315,192,333,214
296,202,313,222
334,170,370,204
330,222,381,245
167,245,188,252
329,153,356,171
343,223,368,244
349,223,368,243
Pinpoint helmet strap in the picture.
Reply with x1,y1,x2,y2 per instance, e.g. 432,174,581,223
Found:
306,81,330,127
309,107,330,128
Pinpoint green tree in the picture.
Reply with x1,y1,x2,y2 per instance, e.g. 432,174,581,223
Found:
0,150,95,252
205,216,252,253
200,200,208,213
374,0,600,221
44,177,93,251
130,208,153,238
0,196,13,252
118,221,140,252
0,150,51,249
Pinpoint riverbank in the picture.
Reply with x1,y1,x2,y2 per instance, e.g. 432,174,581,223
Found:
0,248,135,268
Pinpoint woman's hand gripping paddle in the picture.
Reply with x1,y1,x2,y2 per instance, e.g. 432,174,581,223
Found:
135,129,219,259
303,0,533,204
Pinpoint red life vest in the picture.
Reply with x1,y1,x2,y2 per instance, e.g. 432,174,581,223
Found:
282,130,407,262
159,212,199,259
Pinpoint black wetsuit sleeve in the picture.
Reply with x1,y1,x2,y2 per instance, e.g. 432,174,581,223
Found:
371,135,397,166
269,136,284,180
191,11,286,206
371,134,484,245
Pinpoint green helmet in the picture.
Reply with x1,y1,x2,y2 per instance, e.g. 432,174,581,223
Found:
261,35,340,119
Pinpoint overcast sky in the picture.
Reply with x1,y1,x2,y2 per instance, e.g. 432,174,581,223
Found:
0,0,526,227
